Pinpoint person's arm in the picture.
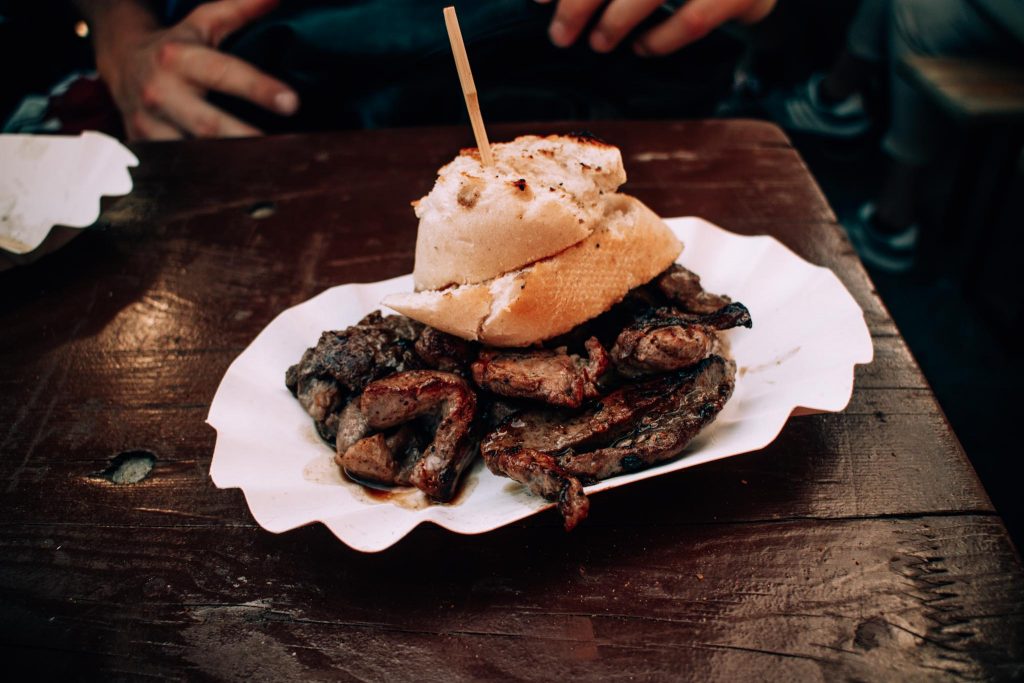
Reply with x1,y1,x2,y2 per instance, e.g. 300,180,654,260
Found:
74,0,298,140
536,0,776,55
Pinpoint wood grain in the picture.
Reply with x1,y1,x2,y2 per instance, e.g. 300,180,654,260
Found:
1,121,1021,679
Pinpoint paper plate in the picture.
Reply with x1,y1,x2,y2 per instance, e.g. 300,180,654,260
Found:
0,131,138,256
208,217,873,552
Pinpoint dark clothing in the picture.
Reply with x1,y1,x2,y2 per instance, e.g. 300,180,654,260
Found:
177,0,740,131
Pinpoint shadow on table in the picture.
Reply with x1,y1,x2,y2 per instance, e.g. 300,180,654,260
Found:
0,223,158,359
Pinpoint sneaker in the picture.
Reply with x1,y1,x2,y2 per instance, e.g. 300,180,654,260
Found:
766,73,872,139
845,202,919,274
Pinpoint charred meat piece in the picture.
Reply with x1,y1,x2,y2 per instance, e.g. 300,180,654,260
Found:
471,337,610,408
369,311,425,341
334,400,370,454
285,310,425,441
337,424,424,486
611,303,751,376
486,448,590,531
559,356,735,479
356,370,477,501
657,264,733,314
415,326,478,375
481,356,735,529
485,368,678,456
285,368,341,427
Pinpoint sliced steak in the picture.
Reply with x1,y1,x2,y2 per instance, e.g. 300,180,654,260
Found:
471,337,610,408
657,264,733,314
480,356,735,529
487,369,680,455
559,356,735,479
611,303,751,376
357,370,477,501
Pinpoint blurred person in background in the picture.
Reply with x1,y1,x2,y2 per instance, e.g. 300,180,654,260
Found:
768,0,1024,273
65,0,774,139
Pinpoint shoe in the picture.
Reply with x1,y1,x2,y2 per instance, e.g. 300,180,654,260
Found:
767,73,871,139
845,203,919,274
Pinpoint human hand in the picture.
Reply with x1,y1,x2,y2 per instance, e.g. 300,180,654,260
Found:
93,0,298,140
535,0,776,56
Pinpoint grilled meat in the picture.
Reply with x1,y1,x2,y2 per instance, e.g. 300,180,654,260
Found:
415,325,477,375
559,356,735,479
480,356,735,529
355,370,477,501
657,264,733,314
287,263,751,529
285,371,342,439
486,448,590,531
611,303,751,376
471,337,610,408
337,424,424,486
285,311,425,441
334,400,370,454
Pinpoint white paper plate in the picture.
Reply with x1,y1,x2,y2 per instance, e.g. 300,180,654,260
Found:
209,217,873,552
0,131,138,255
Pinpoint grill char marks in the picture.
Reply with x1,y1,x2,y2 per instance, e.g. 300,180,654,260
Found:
480,356,735,528
471,337,610,408
611,303,751,377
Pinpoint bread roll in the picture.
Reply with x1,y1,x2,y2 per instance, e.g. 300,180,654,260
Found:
384,194,681,347
412,134,627,291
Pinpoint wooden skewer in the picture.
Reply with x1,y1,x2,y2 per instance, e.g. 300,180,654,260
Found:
443,6,494,167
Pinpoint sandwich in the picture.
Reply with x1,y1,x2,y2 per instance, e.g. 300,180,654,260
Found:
287,134,751,530
383,134,682,346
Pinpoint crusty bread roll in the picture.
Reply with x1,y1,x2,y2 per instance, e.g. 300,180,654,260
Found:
385,193,682,347
413,135,627,291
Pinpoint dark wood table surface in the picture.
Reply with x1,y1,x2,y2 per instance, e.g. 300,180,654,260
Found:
2,120,1022,680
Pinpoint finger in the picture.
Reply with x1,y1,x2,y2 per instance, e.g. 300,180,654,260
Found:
549,0,605,48
167,43,298,115
589,0,664,53
635,0,751,56
126,110,185,141
185,0,279,47
737,0,776,23
156,82,263,138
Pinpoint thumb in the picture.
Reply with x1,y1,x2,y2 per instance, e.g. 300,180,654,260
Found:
185,0,279,47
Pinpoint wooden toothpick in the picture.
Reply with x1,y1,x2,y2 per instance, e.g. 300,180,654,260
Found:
443,6,494,167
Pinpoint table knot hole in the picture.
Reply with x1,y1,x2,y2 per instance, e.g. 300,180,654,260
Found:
248,201,276,219
98,450,156,484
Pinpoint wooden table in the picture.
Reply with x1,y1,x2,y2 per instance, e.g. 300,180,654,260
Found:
2,121,1022,680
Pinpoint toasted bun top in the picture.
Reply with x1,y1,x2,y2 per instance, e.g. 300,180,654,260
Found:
412,134,626,291
386,194,682,347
